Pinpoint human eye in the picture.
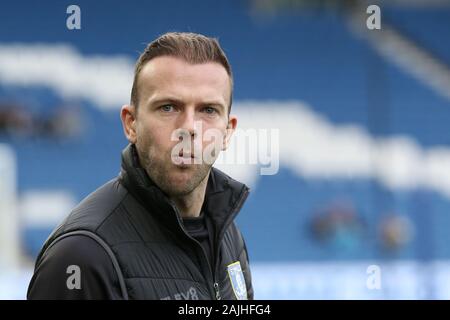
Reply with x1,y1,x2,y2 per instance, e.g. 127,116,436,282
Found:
159,104,176,112
202,106,218,115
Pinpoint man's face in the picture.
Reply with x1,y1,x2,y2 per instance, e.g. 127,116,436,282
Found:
123,56,235,196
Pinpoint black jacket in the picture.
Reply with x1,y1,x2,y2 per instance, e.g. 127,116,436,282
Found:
27,144,253,300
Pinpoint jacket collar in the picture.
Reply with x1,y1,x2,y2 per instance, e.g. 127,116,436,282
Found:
118,144,250,234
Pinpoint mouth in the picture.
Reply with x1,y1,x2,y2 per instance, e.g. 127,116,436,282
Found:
179,148,198,159
172,149,199,165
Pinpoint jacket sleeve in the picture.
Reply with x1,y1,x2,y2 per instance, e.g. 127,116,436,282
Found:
27,235,123,300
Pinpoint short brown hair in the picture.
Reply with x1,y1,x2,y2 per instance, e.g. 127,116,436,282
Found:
130,32,233,113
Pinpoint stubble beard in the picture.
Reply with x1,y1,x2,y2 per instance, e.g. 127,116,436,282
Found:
136,140,213,197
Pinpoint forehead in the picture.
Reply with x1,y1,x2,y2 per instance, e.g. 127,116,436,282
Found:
137,56,231,104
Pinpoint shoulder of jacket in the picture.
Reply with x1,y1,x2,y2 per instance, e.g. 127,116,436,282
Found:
49,178,129,240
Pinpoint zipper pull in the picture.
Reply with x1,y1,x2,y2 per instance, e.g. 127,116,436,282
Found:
213,282,221,300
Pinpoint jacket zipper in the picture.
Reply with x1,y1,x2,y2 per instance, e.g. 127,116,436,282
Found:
171,204,220,299
171,187,249,300
192,233,222,300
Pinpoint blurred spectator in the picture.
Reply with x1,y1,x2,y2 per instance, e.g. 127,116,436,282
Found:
310,199,365,251
379,214,414,252
0,102,34,137
37,105,83,139
0,101,82,140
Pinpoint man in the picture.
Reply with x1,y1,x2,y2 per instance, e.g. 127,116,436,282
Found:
27,32,253,300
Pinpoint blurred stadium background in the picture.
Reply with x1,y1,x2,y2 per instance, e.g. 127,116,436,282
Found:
1,0,450,299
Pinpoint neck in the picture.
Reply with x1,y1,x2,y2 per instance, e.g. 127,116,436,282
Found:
171,173,209,218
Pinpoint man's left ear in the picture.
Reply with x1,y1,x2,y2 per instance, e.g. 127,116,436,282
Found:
223,116,237,151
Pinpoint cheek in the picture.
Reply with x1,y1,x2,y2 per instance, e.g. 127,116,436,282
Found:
136,121,168,151
159,130,181,155
200,124,227,148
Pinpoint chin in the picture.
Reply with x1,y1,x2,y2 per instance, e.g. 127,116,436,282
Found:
168,170,193,186
165,181,195,197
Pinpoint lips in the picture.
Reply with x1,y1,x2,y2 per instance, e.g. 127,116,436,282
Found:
172,149,199,166
179,149,197,159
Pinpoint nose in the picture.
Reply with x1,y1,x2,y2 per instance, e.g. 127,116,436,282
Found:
177,108,197,140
